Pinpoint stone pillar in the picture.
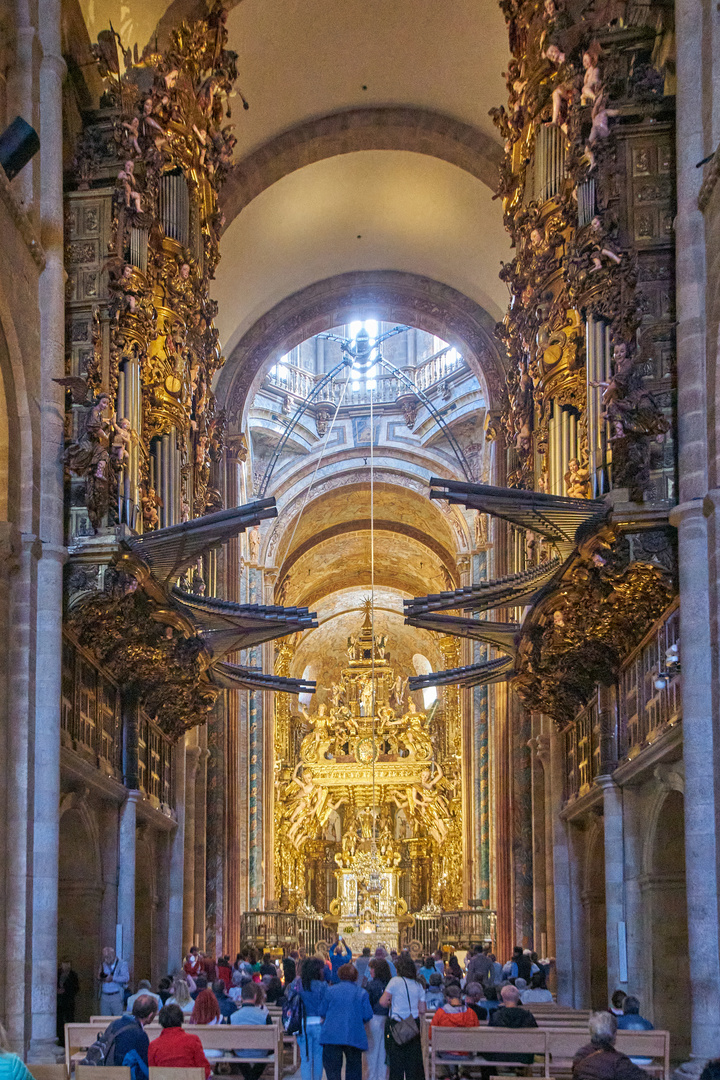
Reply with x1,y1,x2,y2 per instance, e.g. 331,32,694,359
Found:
529,731,546,952
183,741,201,950
166,740,186,972
535,733,556,969
117,790,141,980
673,0,720,1062
550,726,576,1004
194,742,209,948
596,775,626,998
30,0,67,1056
670,503,720,1066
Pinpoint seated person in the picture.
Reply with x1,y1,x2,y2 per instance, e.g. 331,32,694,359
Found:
111,995,158,1080
478,985,501,1015
487,984,538,1064
464,983,488,1021
431,983,479,1067
230,981,273,1080
616,996,653,1066
265,976,286,1006
521,973,553,1004
148,1003,211,1079
610,990,627,1017
617,997,653,1031
425,972,445,1010
127,981,160,1013
573,1011,650,1080
212,978,238,1022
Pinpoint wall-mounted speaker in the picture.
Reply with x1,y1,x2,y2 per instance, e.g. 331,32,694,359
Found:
0,116,40,181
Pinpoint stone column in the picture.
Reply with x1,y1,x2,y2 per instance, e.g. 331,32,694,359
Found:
535,733,555,969
549,726,576,1004
166,740,186,972
30,0,68,1056
673,0,720,1062
596,775,626,999
528,731,547,952
183,741,201,950
194,742,209,948
117,790,142,980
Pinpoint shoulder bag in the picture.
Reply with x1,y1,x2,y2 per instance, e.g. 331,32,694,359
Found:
389,979,420,1046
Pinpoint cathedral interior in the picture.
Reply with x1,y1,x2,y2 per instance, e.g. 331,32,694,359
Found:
1,0,720,1069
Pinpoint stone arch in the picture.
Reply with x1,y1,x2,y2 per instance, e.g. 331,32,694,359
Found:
220,107,502,225
643,786,689,1057
217,270,508,426
0,274,36,535
582,818,607,1010
58,796,103,1023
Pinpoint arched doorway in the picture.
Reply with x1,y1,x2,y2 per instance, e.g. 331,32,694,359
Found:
584,826,607,1010
647,789,689,1059
58,805,102,1023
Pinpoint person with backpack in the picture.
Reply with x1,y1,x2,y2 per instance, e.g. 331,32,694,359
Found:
288,956,328,1080
318,963,373,1080
82,994,157,1080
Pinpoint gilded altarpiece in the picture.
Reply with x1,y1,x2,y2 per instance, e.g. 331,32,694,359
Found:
273,605,465,945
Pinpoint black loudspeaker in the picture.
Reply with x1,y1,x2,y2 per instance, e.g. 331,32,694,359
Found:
0,116,40,181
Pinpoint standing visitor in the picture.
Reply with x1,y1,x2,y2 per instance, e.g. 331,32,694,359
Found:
418,957,436,985
319,963,373,1080
148,1003,212,1078
329,936,353,984
355,947,372,986
184,947,202,978
217,956,233,991
465,947,492,987
99,946,130,1016
56,958,80,1041
292,955,329,1080
446,955,463,984
283,951,297,986
379,954,427,1080
365,957,392,1080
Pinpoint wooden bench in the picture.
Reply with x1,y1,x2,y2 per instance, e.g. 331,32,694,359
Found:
266,1006,298,1070
430,1027,549,1080
546,1028,670,1080
428,1027,670,1080
64,1022,283,1080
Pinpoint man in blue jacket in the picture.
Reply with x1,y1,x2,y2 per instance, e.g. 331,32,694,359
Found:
319,963,373,1080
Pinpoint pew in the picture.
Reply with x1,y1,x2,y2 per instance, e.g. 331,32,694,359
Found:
64,1022,283,1080
427,1025,671,1080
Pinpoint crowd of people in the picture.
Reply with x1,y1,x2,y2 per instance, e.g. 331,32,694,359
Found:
27,939,685,1080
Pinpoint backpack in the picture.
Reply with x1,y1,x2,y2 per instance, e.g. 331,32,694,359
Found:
80,1016,136,1067
282,977,305,1037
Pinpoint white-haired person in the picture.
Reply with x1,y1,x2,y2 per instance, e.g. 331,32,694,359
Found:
573,1011,650,1080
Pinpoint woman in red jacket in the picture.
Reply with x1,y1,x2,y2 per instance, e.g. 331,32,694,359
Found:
148,1004,212,1079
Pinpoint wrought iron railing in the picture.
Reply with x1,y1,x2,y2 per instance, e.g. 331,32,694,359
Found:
401,909,497,952
239,910,327,951
563,601,681,804
264,351,468,406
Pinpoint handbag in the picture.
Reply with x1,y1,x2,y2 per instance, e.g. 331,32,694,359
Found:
389,979,420,1046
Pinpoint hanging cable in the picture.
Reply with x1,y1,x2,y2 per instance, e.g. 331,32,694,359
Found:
370,380,377,855
279,367,353,585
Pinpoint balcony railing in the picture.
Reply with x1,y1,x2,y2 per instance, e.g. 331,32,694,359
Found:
264,350,468,407
400,909,497,952
563,601,681,804
62,632,175,807
617,599,680,759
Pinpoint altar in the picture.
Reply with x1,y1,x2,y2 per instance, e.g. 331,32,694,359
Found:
330,848,406,953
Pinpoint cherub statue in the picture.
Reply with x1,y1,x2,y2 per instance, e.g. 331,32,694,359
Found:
111,416,133,464
121,116,141,156
564,457,591,498
580,45,602,106
142,486,160,531
118,160,142,213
